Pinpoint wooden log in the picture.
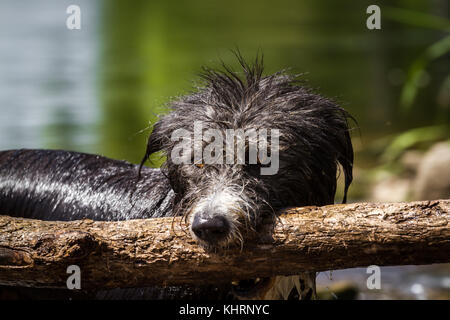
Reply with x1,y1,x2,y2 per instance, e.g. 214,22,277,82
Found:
0,199,448,289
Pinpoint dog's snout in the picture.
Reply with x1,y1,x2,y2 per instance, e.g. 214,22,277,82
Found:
192,215,230,243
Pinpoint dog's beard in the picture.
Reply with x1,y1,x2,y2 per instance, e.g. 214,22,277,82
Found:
188,187,244,249
186,183,270,250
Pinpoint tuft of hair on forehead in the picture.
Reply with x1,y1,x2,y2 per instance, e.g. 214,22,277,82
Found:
139,53,355,204
196,52,265,109
186,53,305,115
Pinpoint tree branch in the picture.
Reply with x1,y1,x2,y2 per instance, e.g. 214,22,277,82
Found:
0,199,448,289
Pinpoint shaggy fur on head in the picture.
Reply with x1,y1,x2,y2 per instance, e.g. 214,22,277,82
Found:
140,54,354,249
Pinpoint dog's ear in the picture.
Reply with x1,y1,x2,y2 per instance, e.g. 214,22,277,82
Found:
338,125,354,204
138,121,165,177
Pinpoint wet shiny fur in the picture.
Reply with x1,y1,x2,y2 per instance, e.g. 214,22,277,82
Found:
0,149,173,221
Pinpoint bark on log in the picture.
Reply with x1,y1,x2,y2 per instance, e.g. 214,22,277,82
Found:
0,199,448,289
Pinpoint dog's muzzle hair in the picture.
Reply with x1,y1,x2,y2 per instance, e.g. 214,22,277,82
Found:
139,54,354,251
188,170,263,249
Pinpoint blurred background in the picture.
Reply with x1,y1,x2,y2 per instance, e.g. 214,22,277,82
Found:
0,0,448,299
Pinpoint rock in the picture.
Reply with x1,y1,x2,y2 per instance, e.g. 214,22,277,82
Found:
414,142,450,200
400,150,423,176
370,176,411,202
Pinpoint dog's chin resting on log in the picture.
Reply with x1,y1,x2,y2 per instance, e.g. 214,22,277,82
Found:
0,56,354,300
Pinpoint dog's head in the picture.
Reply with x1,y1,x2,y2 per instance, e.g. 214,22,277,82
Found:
140,56,354,250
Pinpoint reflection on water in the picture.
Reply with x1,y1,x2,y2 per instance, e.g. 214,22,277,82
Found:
317,264,450,300
0,0,99,153
0,0,448,299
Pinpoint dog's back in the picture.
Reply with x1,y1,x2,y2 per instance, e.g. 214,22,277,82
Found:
0,149,173,221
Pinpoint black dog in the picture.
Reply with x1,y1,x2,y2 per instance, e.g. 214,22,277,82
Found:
0,55,354,299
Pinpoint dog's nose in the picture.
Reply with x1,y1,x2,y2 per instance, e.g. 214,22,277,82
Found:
191,215,229,243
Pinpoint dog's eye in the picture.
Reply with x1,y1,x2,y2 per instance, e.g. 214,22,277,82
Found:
195,163,204,169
